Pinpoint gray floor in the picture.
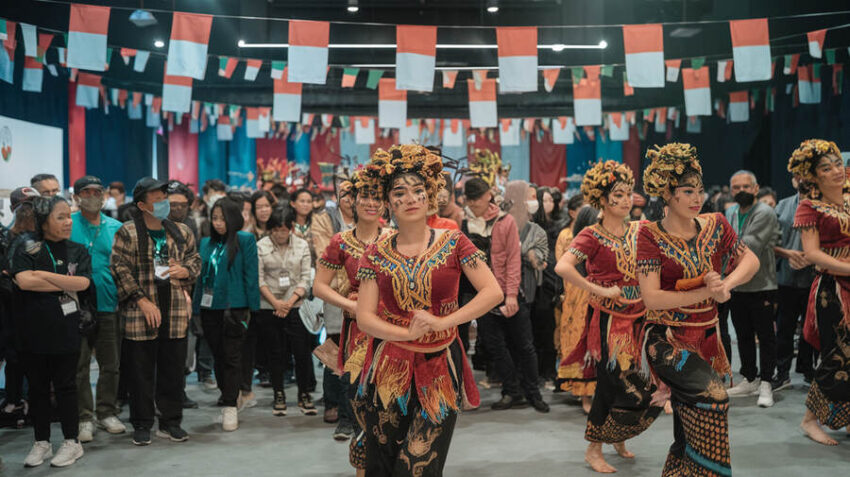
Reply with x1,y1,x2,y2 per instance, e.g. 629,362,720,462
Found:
1,364,849,476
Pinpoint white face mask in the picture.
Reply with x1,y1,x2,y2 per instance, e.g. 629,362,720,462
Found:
205,193,224,209
104,196,117,210
526,200,540,215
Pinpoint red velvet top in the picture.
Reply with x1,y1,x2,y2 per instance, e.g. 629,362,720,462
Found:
793,198,850,265
636,213,745,327
318,229,370,293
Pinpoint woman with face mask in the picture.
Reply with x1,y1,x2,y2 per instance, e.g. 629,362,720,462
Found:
355,145,503,476
555,161,662,473
787,139,850,446
13,196,92,468
193,197,260,432
637,143,759,476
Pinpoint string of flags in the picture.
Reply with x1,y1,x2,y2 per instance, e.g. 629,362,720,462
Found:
0,5,849,144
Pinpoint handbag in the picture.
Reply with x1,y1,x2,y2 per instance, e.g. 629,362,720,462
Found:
70,285,99,337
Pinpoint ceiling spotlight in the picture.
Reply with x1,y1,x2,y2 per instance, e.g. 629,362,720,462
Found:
154,39,165,48
599,40,608,49
347,1,359,13
487,1,499,13
238,39,245,47
129,9,157,27
551,44,566,52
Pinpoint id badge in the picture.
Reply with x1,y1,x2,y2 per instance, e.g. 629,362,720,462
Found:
279,275,291,288
201,288,214,308
59,294,78,316
155,265,171,280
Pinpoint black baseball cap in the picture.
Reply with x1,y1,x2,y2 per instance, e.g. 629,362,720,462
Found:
10,186,40,212
73,175,104,192
132,177,168,203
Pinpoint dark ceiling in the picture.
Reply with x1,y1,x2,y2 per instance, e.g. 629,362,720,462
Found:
2,0,850,117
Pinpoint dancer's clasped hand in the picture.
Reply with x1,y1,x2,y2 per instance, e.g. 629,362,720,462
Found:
704,271,731,303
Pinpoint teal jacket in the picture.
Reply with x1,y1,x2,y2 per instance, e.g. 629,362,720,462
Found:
193,231,260,313
70,211,122,313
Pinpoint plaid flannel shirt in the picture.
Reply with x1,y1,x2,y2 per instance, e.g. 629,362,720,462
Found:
111,221,200,341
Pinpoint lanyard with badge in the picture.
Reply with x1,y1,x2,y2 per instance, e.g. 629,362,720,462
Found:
45,243,79,317
152,233,170,281
272,239,292,289
201,242,225,308
83,220,102,253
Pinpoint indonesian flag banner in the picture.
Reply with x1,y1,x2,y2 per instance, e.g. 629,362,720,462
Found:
682,67,712,116
717,60,734,83
378,78,407,129
273,67,302,122
573,77,601,126
442,70,458,89
552,116,576,144
729,18,771,82
542,68,560,92
665,59,681,82
396,25,437,92
76,72,101,109
244,59,262,81
218,56,238,78
354,117,376,145
798,64,822,104
22,56,43,92
729,91,749,122
67,3,110,71
608,112,629,141
134,50,150,72
287,20,329,84
500,119,520,146
442,119,464,147
399,119,421,144
468,78,498,128
166,12,213,80
497,27,538,93
784,54,800,75
622,23,665,88
162,66,193,113
808,29,826,59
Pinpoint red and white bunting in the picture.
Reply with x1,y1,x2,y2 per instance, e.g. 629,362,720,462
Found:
500,119,520,146
378,78,407,128
354,117,375,144
468,78,497,128
218,56,238,78
442,119,465,147
798,64,822,104
542,68,560,92
665,59,681,82
288,20,329,84
273,67,302,122
442,70,458,89
396,25,437,92
76,72,101,109
622,24,665,87
552,117,575,144
808,29,826,59
573,77,601,126
608,113,629,141
729,91,749,122
67,3,110,71
729,18,771,82
681,67,711,116
399,119,421,144
217,114,233,141
162,65,193,113
497,27,538,92
717,60,733,83
166,12,213,80
22,56,42,92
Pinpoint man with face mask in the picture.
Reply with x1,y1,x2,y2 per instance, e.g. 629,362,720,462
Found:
725,170,780,408
110,177,200,446
69,176,126,442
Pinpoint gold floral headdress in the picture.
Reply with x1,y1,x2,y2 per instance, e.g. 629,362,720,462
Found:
468,149,502,187
581,160,635,209
642,143,703,198
339,168,382,199
367,144,445,209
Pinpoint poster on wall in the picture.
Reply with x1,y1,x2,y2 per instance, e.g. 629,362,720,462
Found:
0,114,64,225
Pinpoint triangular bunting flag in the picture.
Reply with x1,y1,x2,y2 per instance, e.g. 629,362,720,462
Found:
808,29,826,59
729,91,749,122
241,59,261,81
574,78,601,126
162,65,193,113
218,56,238,78
36,33,53,63
76,73,101,109
134,50,150,72
270,60,286,80
472,69,488,90
366,69,383,89
542,68,560,92
717,60,733,82
442,70,458,89
665,59,681,82
784,54,800,75
691,57,706,69
623,72,634,96
826,49,836,65
682,67,711,116
468,78,497,127
273,67,302,122
20,23,36,58
342,67,359,87
120,48,136,65
833,64,843,95
22,57,43,93
378,78,407,128
601,65,614,77
552,117,575,144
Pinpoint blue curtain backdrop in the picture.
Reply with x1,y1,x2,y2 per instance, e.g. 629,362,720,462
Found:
85,106,154,188
565,128,597,196
339,130,370,168
501,133,530,182
198,125,228,189
595,130,624,163
287,128,311,172
227,123,256,189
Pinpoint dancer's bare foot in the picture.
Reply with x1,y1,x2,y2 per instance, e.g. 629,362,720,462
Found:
612,441,635,459
800,410,838,446
664,400,673,415
586,443,617,473
582,396,593,415
356,470,365,477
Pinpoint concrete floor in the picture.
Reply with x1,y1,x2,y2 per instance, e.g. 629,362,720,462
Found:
1,363,849,476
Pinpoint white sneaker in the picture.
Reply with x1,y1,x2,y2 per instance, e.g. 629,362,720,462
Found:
222,406,238,432
78,421,95,443
98,416,127,434
757,381,775,408
24,441,52,467
50,440,83,467
727,378,761,397
237,391,257,411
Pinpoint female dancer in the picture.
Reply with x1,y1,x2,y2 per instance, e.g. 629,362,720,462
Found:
556,203,598,411
314,169,385,474
355,145,503,476
787,139,850,445
556,161,662,473
636,143,758,476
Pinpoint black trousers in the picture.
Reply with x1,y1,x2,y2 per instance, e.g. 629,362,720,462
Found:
240,312,260,392
717,301,733,368
201,308,250,407
322,333,353,426
255,308,313,396
730,290,778,382
478,302,541,400
3,357,25,404
532,286,558,381
124,335,187,431
775,285,816,379
22,351,79,441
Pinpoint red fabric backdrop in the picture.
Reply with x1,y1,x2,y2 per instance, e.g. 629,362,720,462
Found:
467,128,500,159
167,120,199,191
310,129,341,186
256,137,288,183
529,131,566,188
68,83,86,185
622,126,642,189
370,128,398,157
